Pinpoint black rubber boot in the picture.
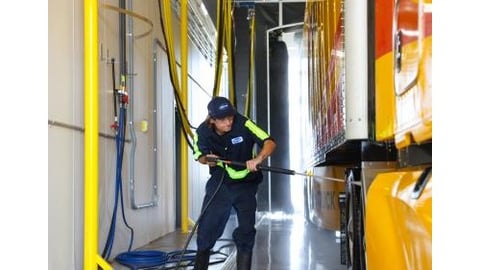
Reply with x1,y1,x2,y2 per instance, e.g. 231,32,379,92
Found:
193,249,210,270
236,251,252,270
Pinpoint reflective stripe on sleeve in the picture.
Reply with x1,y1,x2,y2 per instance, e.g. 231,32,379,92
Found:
245,120,269,140
193,132,202,160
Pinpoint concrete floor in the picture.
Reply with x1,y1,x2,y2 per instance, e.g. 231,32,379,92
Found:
112,211,345,270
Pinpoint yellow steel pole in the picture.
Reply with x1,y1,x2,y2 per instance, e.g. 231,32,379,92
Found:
84,0,112,269
180,0,189,233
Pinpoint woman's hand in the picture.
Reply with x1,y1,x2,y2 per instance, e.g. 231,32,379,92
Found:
202,154,219,167
246,157,263,172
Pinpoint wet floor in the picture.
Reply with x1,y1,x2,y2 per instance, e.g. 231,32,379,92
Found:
112,211,345,270
247,212,344,270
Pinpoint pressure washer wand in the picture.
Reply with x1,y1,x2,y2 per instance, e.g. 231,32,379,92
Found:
217,158,296,175
212,157,344,183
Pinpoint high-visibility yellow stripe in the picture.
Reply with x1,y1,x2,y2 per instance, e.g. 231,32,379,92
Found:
245,120,269,140
217,163,250,180
193,132,202,160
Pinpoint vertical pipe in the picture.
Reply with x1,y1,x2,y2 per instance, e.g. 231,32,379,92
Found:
119,0,126,76
279,1,283,26
127,0,157,209
266,29,272,213
180,0,189,233
83,0,112,269
345,0,368,139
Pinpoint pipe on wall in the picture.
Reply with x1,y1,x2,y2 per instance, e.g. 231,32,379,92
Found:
126,0,158,210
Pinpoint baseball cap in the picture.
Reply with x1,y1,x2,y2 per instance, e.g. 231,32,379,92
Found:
207,96,236,119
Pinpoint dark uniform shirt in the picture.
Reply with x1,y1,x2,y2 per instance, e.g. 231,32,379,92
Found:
193,112,273,183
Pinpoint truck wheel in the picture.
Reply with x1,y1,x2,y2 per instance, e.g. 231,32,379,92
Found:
345,168,366,270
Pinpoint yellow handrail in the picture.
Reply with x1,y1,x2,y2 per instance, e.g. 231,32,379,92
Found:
83,0,112,269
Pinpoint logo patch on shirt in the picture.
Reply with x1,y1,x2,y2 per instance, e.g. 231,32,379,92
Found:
231,136,243,144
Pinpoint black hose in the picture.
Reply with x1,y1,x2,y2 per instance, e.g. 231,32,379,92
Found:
157,0,197,134
175,108,194,151
114,166,230,269
173,170,227,269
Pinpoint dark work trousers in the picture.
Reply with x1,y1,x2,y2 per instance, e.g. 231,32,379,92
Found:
196,171,260,253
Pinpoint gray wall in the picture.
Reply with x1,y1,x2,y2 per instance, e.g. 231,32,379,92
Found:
48,0,216,269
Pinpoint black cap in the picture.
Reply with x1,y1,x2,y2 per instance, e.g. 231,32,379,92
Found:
207,96,236,119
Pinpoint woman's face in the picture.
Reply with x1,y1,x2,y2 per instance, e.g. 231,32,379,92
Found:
212,115,234,135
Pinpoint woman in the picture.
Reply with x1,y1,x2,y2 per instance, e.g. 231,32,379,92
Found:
192,96,276,270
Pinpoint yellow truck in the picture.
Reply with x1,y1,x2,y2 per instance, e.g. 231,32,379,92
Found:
302,0,432,269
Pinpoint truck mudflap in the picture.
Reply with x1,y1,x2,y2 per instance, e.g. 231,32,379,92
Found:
365,167,432,270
